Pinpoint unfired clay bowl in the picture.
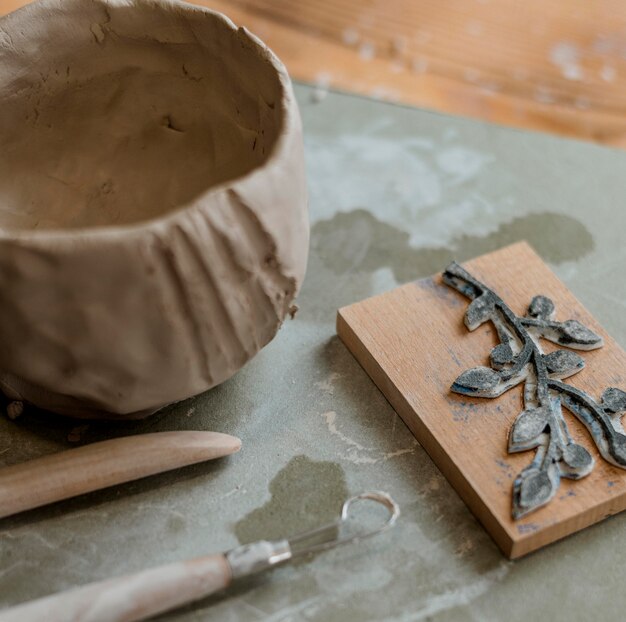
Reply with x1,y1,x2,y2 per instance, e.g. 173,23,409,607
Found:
0,0,309,418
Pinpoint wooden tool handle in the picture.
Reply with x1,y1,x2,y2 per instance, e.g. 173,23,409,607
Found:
0,553,232,622
0,431,241,519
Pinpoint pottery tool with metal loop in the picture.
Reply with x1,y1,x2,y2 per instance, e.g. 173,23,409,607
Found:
0,491,399,622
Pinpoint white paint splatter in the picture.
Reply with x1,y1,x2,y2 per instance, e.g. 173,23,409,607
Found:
310,88,328,104
409,195,495,248
371,266,396,293
321,411,371,452
383,446,418,460
550,42,578,66
306,119,493,248
549,41,584,82
260,595,324,622
314,372,341,396
320,411,417,464
411,57,429,74
601,64,616,82
436,147,493,185
342,27,359,46
220,486,244,499
563,64,583,81
358,41,376,61
310,72,332,104
463,68,480,84
387,563,511,621
314,72,332,88
369,86,402,101
315,562,394,594
307,128,441,224
479,81,500,95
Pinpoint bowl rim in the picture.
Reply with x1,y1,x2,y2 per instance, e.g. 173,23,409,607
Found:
0,0,298,244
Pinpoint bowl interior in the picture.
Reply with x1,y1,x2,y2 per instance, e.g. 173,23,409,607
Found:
0,0,285,232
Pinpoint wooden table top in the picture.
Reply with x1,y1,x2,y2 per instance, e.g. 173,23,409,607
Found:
2,0,626,147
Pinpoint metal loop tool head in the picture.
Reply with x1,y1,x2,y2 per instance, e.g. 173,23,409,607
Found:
226,491,399,579
288,490,400,558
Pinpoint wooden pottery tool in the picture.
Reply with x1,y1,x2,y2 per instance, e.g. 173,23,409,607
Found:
0,491,399,622
0,431,241,519
338,242,626,558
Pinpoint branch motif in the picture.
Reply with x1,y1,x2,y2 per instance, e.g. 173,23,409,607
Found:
443,262,626,518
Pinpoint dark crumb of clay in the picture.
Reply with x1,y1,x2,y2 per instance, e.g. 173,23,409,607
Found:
67,425,89,443
288,304,299,319
6,401,24,420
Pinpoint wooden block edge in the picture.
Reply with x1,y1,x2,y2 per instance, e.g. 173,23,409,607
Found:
337,307,516,559
337,241,626,559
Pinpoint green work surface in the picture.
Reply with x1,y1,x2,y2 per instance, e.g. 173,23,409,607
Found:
1,84,625,620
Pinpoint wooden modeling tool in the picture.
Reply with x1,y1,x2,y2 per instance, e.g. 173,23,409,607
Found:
0,491,399,622
0,431,241,519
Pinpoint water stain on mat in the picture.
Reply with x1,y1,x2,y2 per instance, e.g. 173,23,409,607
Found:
312,210,593,283
234,455,348,544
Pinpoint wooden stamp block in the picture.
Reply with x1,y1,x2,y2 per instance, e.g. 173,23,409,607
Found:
337,242,626,558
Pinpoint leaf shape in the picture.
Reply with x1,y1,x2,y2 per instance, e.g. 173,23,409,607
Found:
464,294,493,331
510,407,550,448
519,469,555,510
608,432,626,467
527,295,555,320
557,320,603,350
490,343,514,368
561,443,594,478
602,388,626,414
542,350,585,378
451,366,501,397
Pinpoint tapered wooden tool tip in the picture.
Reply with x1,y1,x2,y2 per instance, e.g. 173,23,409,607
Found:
121,431,242,462
198,431,242,455
0,430,243,520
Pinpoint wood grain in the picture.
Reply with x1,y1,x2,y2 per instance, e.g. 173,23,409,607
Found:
194,0,626,148
337,242,626,558
2,0,625,146
0,431,241,519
